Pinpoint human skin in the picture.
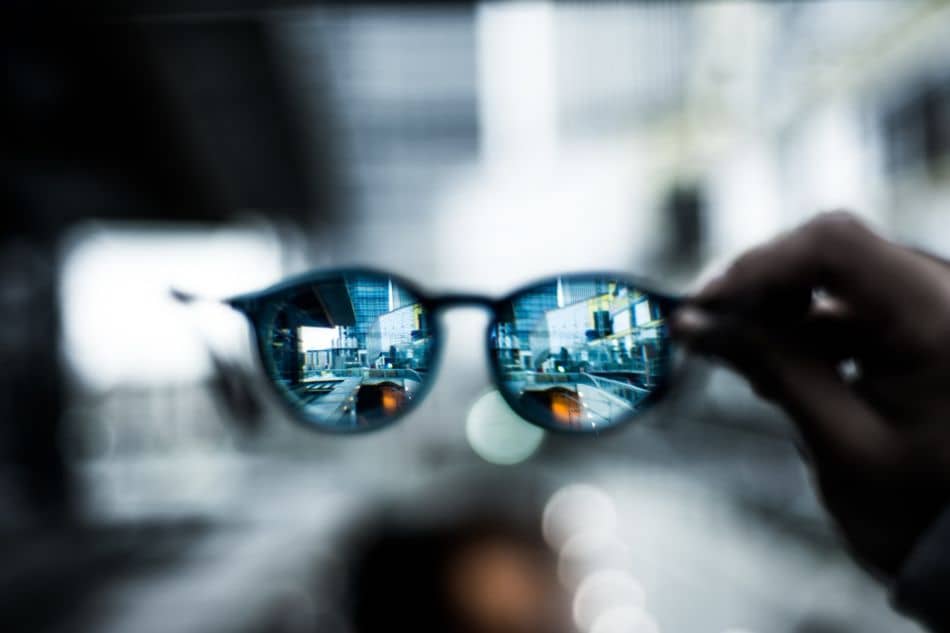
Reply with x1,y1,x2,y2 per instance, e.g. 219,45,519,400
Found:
670,212,950,578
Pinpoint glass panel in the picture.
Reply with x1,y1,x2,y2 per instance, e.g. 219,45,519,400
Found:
492,276,671,431
262,272,434,430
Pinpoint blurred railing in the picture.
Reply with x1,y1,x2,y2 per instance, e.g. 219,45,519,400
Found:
576,373,651,406
303,368,425,382
505,370,652,425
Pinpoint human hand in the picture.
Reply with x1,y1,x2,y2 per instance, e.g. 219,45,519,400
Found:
671,212,950,578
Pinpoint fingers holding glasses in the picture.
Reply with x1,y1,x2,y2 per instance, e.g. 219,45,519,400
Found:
692,212,950,352
671,213,920,467
670,212,950,576
671,304,900,471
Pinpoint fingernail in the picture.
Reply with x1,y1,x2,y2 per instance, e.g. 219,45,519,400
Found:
670,306,715,341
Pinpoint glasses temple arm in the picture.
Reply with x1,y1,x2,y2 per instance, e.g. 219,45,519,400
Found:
169,287,247,311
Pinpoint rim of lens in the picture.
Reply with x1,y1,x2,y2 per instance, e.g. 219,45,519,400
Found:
251,269,441,434
487,274,674,434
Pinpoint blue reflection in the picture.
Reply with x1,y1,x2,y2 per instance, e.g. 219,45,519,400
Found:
263,273,433,430
492,277,670,431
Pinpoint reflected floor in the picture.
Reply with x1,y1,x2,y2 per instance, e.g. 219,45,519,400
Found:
285,371,424,427
503,372,655,430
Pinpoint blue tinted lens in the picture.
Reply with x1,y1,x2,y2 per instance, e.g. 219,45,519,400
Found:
259,272,435,431
491,276,672,432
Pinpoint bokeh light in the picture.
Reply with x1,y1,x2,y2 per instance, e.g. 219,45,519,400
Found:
558,529,632,588
573,570,647,633
590,605,661,633
465,390,546,464
542,484,618,552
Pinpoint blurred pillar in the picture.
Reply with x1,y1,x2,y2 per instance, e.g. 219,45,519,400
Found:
662,184,705,270
0,237,71,523
477,1,558,173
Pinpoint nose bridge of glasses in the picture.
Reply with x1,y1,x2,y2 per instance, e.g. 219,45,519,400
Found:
427,293,500,313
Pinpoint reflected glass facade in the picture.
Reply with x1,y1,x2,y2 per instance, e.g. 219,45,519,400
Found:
511,283,559,348
345,276,390,348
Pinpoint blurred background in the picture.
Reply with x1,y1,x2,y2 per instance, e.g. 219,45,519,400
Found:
3,1,950,632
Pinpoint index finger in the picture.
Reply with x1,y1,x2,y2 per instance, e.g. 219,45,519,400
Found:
694,212,942,322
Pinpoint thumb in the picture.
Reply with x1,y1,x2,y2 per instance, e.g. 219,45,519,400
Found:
671,306,903,473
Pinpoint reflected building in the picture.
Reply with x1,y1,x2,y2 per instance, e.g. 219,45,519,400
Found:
390,281,416,311
501,283,559,370
533,287,666,384
344,276,391,355
496,278,614,370
560,278,610,305
366,303,431,370
271,309,303,384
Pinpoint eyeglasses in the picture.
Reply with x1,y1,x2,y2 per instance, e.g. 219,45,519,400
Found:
176,269,681,434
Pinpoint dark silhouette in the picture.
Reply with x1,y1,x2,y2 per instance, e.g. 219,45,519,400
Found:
673,212,950,631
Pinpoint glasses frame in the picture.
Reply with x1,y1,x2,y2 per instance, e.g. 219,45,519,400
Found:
218,267,683,435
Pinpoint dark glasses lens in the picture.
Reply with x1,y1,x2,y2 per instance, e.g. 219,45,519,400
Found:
257,272,436,431
490,275,673,432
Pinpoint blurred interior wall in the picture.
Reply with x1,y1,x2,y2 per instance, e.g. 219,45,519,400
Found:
0,1,340,523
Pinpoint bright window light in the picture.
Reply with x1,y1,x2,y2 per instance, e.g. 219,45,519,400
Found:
60,224,284,391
